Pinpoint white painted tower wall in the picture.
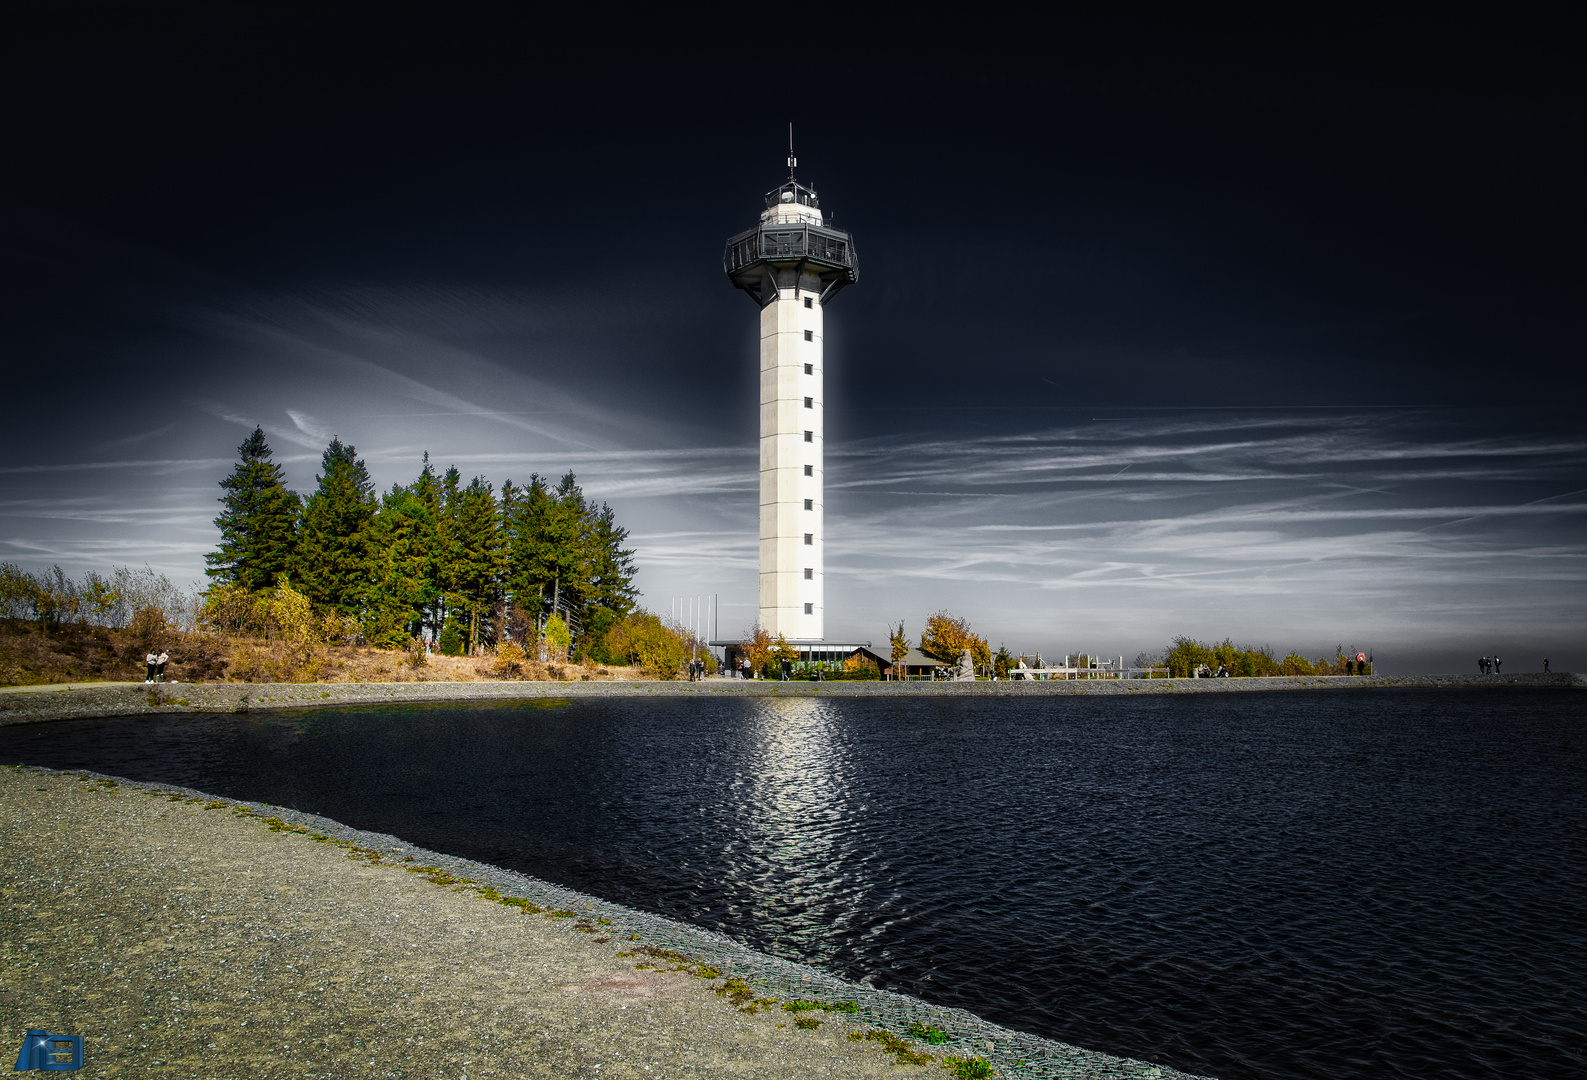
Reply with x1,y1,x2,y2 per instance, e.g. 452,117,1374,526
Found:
759,199,825,640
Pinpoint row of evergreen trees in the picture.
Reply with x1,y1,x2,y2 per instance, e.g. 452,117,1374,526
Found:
206,428,638,652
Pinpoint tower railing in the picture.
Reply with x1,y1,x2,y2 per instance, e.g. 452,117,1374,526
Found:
724,224,858,275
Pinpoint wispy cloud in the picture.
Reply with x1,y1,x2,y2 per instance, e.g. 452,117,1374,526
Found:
0,458,230,475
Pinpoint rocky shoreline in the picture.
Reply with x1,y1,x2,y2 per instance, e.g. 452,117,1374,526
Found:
0,671,1580,726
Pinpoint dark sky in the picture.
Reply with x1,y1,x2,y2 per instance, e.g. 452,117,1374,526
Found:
3,4,1583,670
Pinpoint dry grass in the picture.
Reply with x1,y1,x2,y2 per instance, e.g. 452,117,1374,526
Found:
0,618,228,686
0,618,643,686
274,643,633,685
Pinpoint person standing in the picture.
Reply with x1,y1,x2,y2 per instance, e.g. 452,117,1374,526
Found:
1494,655,1502,674
1544,658,1550,672
145,651,158,683
155,651,170,683
780,657,791,681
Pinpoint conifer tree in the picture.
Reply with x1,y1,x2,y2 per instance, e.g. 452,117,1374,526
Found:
295,438,379,615
445,474,502,654
206,427,301,591
580,501,638,620
207,438,639,653
500,471,636,650
501,472,580,616
375,453,444,641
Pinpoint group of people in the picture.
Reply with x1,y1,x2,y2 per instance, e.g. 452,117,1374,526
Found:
1478,655,1503,674
143,650,171,683
721,657,801,680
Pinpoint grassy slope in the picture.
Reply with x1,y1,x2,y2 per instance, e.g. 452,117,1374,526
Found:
0,619,623,686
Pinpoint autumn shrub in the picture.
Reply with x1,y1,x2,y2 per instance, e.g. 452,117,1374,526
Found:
920,610,991,668
605,611,691,678
738,624,795,676
544,612,571,658
493,641,525,678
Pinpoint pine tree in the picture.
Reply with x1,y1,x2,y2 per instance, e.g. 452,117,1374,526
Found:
374,453,443,642
206,427,301,591
501,473,580,621
579,501,638,620
295,438,379,616
444,475,502,654
499,471,638,650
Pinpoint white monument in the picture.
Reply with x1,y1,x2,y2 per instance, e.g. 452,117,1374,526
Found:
724,138,858,641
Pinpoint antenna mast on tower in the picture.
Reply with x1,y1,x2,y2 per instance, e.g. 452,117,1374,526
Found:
787,122,796,180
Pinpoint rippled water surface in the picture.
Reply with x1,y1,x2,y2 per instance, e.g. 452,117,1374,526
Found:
5,691,1584,1080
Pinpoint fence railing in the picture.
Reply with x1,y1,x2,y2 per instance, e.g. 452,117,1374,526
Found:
724,223,857,274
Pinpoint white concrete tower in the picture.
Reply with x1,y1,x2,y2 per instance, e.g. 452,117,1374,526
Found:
725,148,858,641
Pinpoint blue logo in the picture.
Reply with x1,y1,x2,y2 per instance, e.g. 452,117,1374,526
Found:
12,1030,83,1072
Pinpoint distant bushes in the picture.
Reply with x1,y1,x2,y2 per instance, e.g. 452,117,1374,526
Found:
602,611,711,679
0,562,197,632
1160,636,1366,677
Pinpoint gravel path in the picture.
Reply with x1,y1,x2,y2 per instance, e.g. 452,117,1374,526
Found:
0,765,929,1079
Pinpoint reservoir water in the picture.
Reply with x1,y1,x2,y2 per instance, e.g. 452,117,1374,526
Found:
3,690,1582,1080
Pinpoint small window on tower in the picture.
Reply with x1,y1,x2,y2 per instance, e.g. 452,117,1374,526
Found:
804,430,813,442
804,329,813,342
804,499,813,510
804,464,813,476
804,533,813,545
804,603,813,614
804,568,813,580
804,396,813,409
804,297,812,308
804,363,812,375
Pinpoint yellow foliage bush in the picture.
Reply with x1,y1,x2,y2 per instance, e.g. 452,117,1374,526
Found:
493,641,525,678
604,611,689,678
920,610,991,668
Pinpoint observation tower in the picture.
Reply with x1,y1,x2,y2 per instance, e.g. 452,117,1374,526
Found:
724,140,858,642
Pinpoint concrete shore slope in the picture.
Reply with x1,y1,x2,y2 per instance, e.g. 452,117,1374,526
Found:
2,765,1208,1080
0,767,929,1079
0,671,1580,726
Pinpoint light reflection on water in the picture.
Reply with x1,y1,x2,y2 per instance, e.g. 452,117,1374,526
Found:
722,698,861,966
3,691,1584,1080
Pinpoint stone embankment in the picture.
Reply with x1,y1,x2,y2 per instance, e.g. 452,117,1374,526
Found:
0,671,1579,726
1,766,950,1080
4,767,1207,1079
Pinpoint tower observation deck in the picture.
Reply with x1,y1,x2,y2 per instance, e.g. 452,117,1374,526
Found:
724,168,858,642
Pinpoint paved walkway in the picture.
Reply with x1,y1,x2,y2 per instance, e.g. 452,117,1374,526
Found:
1,766,926,1079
